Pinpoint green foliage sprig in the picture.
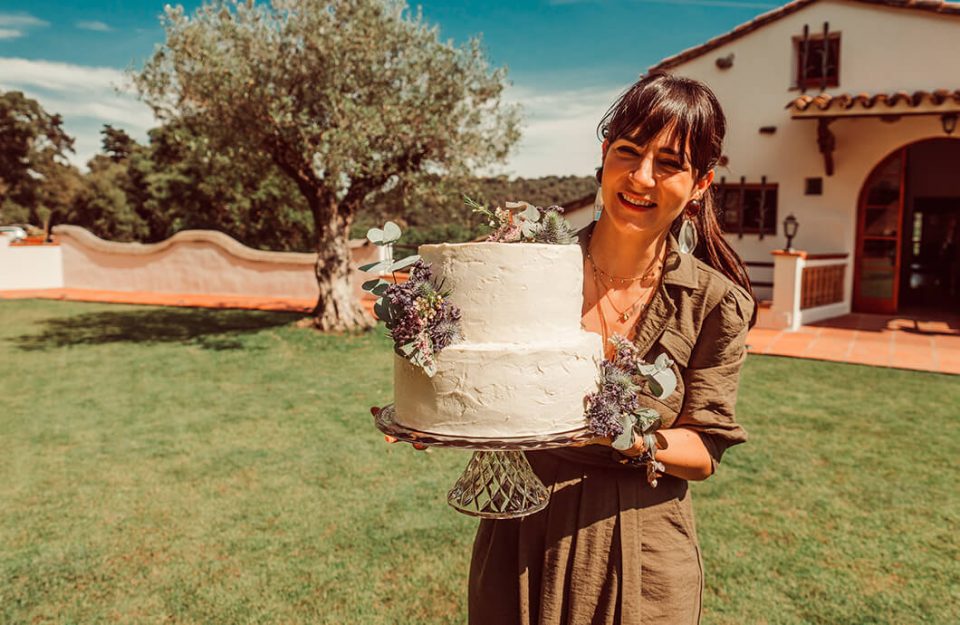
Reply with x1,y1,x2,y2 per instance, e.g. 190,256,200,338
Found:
466,196,577,245
359,221,462,377
585,334,675,486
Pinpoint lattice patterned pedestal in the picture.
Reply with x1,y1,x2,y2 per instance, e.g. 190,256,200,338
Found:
446,451,548,518
375,404,591,519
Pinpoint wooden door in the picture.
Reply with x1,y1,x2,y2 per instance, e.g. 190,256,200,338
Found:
853,148,906,314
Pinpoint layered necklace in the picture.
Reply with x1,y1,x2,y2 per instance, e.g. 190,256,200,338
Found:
586,238,665,336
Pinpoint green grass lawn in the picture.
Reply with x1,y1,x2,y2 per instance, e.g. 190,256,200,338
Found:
0,299,957,625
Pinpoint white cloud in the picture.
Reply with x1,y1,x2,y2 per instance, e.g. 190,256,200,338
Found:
0,58,157,170
0,57,614,180
76,20,112,32
496,83,623,179
0,14,48,28
0,12,48,39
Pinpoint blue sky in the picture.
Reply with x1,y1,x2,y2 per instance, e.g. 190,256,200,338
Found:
0,0,779,177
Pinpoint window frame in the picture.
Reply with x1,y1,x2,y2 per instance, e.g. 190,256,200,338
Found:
714,182,779,237
791,32,841,90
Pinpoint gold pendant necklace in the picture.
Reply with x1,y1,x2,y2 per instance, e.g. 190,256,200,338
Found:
590,260,652,323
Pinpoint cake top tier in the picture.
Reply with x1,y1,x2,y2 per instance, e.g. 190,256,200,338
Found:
419,242,586,344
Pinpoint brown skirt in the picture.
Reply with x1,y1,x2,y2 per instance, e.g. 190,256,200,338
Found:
468,448,704,625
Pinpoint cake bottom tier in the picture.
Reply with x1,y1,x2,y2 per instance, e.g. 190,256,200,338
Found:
393,333,603,438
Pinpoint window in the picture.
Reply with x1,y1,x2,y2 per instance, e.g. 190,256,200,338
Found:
714,182,778,237
794,33,840,89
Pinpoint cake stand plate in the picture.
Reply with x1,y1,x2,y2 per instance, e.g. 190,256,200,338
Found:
375,404,592,519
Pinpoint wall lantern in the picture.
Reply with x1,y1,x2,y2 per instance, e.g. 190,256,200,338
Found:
942,113,958,136
783,214,799,251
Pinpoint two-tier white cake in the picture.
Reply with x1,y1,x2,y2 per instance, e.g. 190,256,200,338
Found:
393,242,603,438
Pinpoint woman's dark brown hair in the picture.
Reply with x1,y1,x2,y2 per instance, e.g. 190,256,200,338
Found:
596,71,758,326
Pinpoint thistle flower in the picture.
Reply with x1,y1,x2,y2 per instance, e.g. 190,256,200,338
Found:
383,259,463,375
586,335,663,440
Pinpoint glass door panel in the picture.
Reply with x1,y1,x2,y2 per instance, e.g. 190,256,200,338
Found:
863,205,900,237
858,239,897,299
854,148,905,314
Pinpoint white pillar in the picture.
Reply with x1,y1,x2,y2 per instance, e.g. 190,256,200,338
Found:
769,250,806,331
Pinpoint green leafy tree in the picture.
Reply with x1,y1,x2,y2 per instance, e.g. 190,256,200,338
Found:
101,124,138,163
0,90,76,227
67,158,150,242
134,121,313,251
133,0,520,331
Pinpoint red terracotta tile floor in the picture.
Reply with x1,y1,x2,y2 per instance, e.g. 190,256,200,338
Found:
3,288,957,375
747,311,960,375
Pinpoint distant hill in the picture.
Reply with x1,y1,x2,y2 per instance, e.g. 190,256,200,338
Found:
356,174,598,249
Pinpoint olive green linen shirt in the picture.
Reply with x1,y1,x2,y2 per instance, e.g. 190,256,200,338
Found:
554,226,754,473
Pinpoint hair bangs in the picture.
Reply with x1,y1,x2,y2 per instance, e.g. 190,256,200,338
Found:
599,73,721,178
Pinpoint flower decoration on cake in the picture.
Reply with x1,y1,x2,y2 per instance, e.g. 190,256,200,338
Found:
359,221,462,377
466,197,577,245
585,334,676,486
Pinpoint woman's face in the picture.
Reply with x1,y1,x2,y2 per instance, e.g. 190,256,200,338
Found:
599,127,713,237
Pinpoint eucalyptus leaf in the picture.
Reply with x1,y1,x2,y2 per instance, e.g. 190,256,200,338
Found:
611,413,638,450
366,227,384,244
382,221,402,243
372,282,391,296
400,341,417,356
521,203,541,223
634,408,661,432
390,254,420,272
637,363,657,377
374,298,392,323
655,353,672,370
422,360,437,378
362,278,388,292
359,259,393,274
520,220,539,238
647,377,664,398
646,368,677,399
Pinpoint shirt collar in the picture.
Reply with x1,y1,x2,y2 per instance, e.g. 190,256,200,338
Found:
577,224,699,290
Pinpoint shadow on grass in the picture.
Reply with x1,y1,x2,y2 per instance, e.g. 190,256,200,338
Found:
9,307,300,351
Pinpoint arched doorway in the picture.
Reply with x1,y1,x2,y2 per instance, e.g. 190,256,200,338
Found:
854,138,960,314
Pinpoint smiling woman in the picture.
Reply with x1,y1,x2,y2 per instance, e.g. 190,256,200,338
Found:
468,72,759,625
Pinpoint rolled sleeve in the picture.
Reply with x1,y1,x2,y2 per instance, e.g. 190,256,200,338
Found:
674,286,753,473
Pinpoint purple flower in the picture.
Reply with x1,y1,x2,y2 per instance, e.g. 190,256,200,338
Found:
382,260,462,369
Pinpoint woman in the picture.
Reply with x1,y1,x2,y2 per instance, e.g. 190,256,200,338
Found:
468,72,756,625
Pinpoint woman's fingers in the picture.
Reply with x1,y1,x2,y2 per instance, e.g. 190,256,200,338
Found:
383,433,428,451
373,406,427,451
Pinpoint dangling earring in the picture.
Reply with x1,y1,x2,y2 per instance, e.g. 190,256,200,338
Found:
594,187,604,221
678,199,700,255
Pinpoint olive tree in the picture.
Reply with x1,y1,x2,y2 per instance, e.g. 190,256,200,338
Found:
134,0,520,331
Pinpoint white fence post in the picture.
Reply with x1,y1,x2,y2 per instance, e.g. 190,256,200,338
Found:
770,250,806,331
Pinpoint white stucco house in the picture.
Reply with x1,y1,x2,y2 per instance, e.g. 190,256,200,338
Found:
569,0,960,329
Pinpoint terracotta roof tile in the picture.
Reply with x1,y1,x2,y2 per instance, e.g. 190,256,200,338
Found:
649,0,960,73
787,89,960,112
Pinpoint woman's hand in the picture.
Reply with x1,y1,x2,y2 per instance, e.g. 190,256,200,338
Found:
370,407,428,450
571,434,663,480
570,434,648,457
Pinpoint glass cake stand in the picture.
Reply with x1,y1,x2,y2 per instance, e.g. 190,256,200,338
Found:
375,404,593,519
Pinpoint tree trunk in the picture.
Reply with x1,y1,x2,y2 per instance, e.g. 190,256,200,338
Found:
306,195,375,333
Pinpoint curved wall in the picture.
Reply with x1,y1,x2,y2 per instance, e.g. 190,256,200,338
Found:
54,225,380,302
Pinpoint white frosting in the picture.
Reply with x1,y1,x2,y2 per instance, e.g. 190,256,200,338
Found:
419,243,584,344
394,333,602,437
393,242,603,437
